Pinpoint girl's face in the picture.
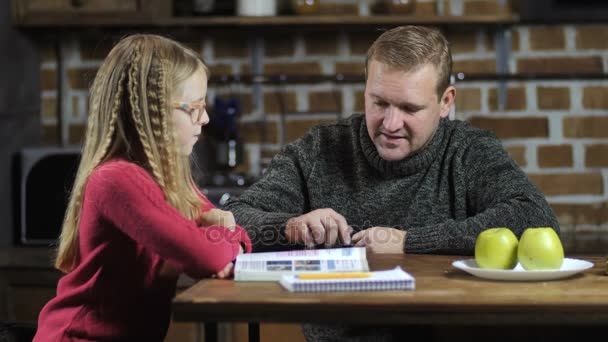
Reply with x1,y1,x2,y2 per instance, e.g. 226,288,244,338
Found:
172,68,209,156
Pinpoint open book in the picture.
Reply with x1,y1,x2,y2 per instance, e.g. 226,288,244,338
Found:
280,266,415,292
234,247,369,281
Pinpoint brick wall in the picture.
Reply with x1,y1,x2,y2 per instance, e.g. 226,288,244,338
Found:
38,0,608,233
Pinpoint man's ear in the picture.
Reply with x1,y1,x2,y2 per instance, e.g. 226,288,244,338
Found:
439,86,456,118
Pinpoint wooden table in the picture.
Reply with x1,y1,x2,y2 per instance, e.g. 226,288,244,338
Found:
172,254,608,341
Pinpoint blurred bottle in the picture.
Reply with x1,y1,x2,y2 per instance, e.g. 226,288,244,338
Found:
291,0,320,15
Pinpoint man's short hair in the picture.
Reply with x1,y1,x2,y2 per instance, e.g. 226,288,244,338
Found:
365,26,453,100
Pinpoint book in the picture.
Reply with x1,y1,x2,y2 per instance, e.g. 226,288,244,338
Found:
279,266,416,293
234,247,369,281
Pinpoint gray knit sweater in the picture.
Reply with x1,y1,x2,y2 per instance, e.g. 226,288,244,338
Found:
226,114,559,254
225,114,559,341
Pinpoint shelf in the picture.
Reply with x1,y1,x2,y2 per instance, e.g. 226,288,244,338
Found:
14,14,520,29
208,72,608,85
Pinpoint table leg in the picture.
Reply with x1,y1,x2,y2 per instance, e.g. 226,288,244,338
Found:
248,322,260,342
204,322,217,342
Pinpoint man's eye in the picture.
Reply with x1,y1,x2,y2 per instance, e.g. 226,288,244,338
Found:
375,101,388,107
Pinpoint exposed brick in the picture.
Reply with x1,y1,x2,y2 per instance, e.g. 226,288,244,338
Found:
529,26,565,51
41,124,58,146
335,62,365,75
80,38,113,60
208,64,233,76
528,173,603,196
453,59,496,74
576,25,608,50
455,87,481,112
264,62,321,75
309,91,342,113
563,116,608,138
485,29,520,52
304,31,339,56
348,31,381,55
232,149,251,175
551,202,608,226
68,123,86,145
537,87,570,110
41,69,57,91
468,117,548,139
240,64,251,74
517,57,603,74
505,145,526,167
585,144,608,167
264,91,297,114
41,97,57,121
354,90,365,113
214,33,249,58
265,33,295,58
463,0,506,16
582,86,608,109
260,148,281,169
68,68,97,90
318,3,358,15
72,96,80,118
261,148,280,161
537,144,573,168
238,120,279,144
488,87,526,111
285,118,337,143
447,29,478,54
236,93,254,115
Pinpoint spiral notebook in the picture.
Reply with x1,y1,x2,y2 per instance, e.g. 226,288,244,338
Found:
280,266,415,293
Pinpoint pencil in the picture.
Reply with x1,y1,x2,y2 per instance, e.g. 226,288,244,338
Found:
297,272,373,280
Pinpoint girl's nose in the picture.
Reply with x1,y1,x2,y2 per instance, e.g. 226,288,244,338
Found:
199,109,210,126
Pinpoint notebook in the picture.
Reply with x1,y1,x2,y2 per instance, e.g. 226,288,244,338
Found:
279,266,415,293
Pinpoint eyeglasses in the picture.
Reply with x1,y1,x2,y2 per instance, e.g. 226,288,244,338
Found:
173,101,208,124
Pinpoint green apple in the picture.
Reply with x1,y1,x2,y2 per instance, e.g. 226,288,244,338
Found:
475,228,519,269
517,227,564,270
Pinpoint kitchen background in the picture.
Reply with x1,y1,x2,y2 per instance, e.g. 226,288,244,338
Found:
23,0,608,246
1,0,608,340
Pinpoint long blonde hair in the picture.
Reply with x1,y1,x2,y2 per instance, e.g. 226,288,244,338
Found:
55,34,209,273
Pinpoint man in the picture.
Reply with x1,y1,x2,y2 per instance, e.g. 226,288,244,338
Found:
225,25,559,341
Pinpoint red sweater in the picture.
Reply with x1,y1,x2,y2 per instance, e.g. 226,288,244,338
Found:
34,160,251,341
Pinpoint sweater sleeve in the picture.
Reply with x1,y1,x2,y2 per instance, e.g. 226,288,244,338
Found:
194,186,252,253
224,136,316,252
86,162,242,278
405,135,560,255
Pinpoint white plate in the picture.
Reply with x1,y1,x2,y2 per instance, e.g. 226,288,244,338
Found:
452,258,595,281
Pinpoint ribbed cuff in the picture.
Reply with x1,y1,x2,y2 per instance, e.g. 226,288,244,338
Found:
404,224,447,253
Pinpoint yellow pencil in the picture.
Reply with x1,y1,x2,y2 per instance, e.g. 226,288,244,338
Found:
297,272,373,280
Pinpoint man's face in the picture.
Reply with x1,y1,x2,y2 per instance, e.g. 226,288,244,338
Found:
364,60,454,161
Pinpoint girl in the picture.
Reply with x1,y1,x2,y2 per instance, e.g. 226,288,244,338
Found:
34,34,251,341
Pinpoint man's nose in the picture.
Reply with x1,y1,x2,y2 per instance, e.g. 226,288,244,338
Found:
382,106,401,132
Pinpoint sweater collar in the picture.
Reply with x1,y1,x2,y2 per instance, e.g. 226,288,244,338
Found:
360,117,447,177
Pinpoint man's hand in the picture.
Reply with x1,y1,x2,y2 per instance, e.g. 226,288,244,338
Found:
351,227,407,254
201,209,236,231
285,208,352,248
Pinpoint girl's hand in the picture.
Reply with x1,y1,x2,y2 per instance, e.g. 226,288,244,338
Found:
200,209,236,231
214,262,234,279
158,260,180,279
